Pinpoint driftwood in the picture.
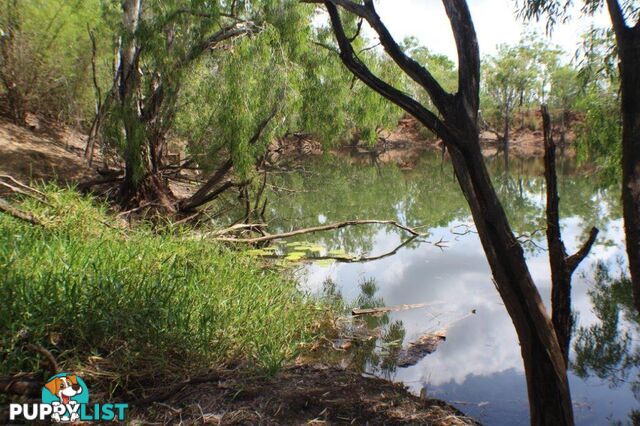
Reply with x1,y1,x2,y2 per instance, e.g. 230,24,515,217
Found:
213,220,421,243
396,330,447,368
352,302,428,316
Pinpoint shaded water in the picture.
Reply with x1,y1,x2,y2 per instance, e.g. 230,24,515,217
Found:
263,152,639,425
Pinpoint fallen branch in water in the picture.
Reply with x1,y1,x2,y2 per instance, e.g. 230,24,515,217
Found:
352,302,428,316
259,235,422,264
212,220,422,243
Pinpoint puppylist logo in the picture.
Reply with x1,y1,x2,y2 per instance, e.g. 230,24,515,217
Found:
9,372,128,422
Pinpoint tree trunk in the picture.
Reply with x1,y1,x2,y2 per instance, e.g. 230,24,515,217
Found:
320,1,575,422
542,105,598,363
443,123,574,426
5,83,26,126
0,0,27,126
605,0,640,315
619,28,640,314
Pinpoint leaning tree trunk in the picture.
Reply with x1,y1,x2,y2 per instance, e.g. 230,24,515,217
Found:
607,0,640,315
620,30,640,314
320,0,575,423
443,118,574,425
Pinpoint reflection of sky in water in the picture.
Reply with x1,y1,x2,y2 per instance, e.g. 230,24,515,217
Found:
299,214,635,425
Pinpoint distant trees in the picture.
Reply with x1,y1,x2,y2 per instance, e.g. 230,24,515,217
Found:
480,35,564,152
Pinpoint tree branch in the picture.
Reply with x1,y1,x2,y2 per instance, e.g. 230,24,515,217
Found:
0,198,43,226
566,226,599,274
323,1,448,138
442,0,480,116
321,0,452,115
180,106,279,211
186,24,255,64
212,219,422,243
606,0,629,38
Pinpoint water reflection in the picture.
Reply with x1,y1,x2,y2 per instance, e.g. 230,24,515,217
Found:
263,152,636,425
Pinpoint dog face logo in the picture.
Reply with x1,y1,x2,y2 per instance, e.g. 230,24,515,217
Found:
42,373,89,422
44,375,83,404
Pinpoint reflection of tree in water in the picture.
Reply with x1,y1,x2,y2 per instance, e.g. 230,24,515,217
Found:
572,262,640,424
262,153,620,256
322,277,405,379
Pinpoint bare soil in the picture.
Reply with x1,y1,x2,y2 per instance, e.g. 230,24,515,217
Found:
0,115,96,185
132,364,478,425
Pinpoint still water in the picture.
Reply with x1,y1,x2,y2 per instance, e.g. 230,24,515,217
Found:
262,152,638,425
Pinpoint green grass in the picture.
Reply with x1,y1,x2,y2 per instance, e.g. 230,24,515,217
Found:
0,186,327,385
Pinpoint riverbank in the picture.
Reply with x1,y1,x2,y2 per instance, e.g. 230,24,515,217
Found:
0,183,474,424
266,116,577,170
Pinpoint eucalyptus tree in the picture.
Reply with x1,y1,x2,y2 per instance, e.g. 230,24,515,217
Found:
308,0,600,423
481,36,562,149
482,43,537,148
573,28,622,182
100,0,404,211
521,0,640,315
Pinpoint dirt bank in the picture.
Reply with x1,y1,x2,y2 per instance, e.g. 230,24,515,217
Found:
0,116,96,185
268,116,576,169
131,364,477,425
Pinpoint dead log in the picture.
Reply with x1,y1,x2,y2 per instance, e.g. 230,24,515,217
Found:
396,331,446,368
0,198,43,226
352,302,427,316
213,220,421,243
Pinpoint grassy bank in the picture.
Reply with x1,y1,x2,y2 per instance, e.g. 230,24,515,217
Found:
0,186,327,387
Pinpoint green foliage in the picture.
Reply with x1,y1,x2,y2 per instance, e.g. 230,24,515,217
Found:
0,186,326,379
401,36,457,103
177,26,302,177
297,26,403,146
573,28,622,184
574,85,621,183
481,33,562,133
0,0,114,124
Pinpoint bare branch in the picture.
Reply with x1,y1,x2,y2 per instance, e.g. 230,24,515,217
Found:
0,198,43,226
442,0,480,116
212,219,422,243
323,0,452,115
606,0,629,38
323,1,448,137
567,226,599,273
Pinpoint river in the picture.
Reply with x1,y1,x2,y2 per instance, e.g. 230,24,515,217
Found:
259,151,638,425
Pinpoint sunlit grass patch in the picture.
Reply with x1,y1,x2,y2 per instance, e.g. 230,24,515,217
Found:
0,186,328,385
